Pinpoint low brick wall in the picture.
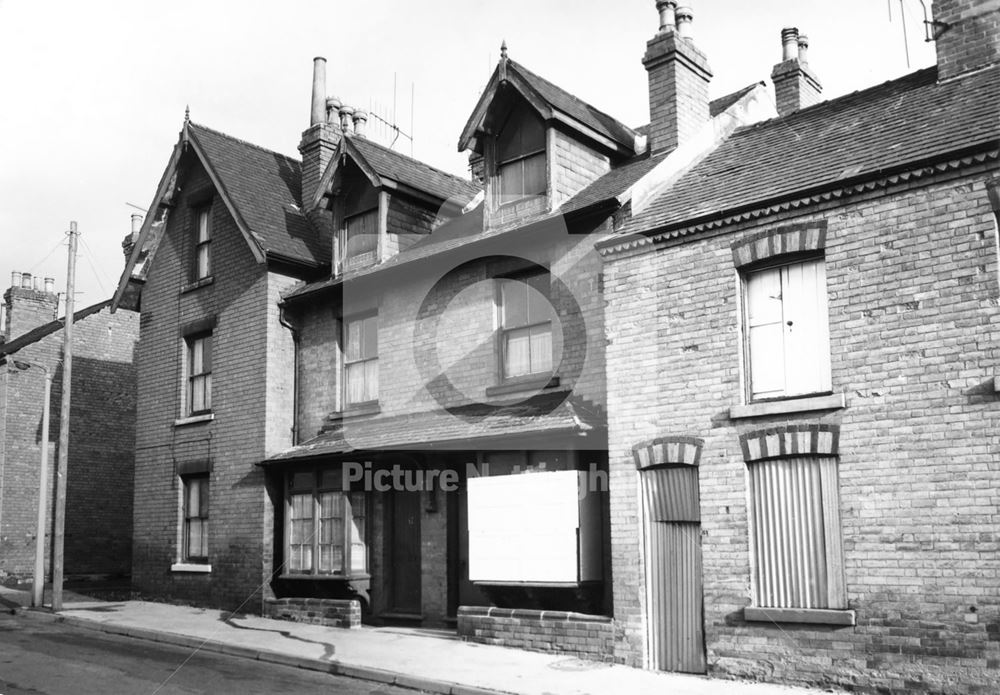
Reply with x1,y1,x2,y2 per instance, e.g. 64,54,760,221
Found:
264,597,361,629
457,606,614,661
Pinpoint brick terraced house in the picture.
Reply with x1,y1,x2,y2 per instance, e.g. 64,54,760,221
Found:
0,273,138,583
114,1,998,692
598,1,999,692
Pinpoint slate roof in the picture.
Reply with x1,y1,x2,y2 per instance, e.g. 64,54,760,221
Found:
623,65,1000,236
0,300,111,359
266,390,605,461
187,123,329,265
347,135,480,204
560,83,764,215
509,60,638,151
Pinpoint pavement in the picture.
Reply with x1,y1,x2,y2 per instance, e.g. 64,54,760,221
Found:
0,585,831,695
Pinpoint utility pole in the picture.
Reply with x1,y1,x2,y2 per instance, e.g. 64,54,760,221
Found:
52,221,77,612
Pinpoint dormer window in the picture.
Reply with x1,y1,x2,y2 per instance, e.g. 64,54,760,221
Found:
337,167,380,272
495,103,546,208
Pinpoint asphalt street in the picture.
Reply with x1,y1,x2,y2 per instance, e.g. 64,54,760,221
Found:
0,612,413,695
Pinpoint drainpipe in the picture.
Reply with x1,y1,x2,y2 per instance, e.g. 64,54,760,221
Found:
278,304,300,446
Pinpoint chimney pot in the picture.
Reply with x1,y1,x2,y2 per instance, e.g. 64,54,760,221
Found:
781,27,799,61
797,34,809,63
339,104,355,133
310,57,328,127
131,213,143,235
11,271,21,289
352,110,368,138
21,272,32,289
44,277,55,293
656,0,677,33
675,6,694,39
326,96,342,125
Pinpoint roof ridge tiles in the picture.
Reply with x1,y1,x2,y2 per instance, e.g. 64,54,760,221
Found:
188,121,302,165
347,134,473,187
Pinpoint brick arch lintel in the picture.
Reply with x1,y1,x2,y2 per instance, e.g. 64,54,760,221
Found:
632,436,704,470
739,424,839,463
730,220,828,268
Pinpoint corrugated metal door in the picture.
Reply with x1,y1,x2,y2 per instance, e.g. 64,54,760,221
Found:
641,466,706,673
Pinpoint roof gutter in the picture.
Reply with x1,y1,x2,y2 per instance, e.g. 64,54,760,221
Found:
597,141,1000,254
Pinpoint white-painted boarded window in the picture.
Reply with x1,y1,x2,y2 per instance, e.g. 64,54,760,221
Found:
467,470,600,584
745,257,831,400
748,456,845,609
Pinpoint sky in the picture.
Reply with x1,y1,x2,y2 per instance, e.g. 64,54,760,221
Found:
0,0,936,316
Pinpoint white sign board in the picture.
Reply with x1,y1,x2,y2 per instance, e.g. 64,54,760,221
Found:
467,470,581,583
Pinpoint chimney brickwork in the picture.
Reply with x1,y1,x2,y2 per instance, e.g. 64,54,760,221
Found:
299,57,342,213
771,28,823,117
643,2,713,157
933,0,1000,80
4,272,59,342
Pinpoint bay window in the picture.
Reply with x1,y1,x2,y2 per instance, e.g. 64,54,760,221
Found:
286,470,368,577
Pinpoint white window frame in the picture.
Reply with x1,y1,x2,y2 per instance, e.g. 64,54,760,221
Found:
343,313,378,406
497,273,554,381
284,470,368,578
742,255,831,402
182,474,209,563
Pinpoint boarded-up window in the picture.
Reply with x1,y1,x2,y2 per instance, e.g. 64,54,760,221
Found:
744,257,831,400
344,314,378,405
748,456,845,609
499,274,552,379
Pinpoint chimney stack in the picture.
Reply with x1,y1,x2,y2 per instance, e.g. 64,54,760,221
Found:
299,56,343,213
122,213,142,262
643,1,713,157
770,27,822,117
352,110,368,138
4,269,59,341
339,104,355,134
932,0,1000,81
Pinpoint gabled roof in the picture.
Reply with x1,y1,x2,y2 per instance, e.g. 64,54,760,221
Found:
458,55,640,157
264,390,605,462
312,134,479,210
112,121,327,310
0,300,111,360
620,65,1000,237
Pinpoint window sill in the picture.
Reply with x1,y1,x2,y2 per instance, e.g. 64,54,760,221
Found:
171,563,212,574
486,375,560,397
329,402,381,421
744,606,855,626
729,392,845,420
180,276,214,294
174,413,214,427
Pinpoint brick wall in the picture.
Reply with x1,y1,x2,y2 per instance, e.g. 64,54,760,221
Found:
0,302,138,581
458,606,614,660
551,129,611,208
264,596,361,628
602,165,1000,692
131,151,278,611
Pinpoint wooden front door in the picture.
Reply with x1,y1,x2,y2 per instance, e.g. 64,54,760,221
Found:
388,490,422,614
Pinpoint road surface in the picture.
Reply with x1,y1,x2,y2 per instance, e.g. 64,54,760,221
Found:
0,612,414,694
